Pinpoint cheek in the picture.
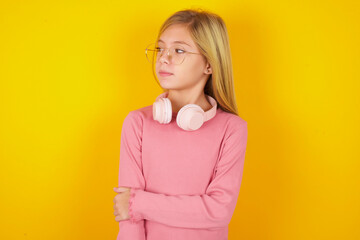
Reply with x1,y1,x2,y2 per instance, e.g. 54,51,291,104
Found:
183,61,204,79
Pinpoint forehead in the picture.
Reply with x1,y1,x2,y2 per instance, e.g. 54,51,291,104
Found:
157,25,194,48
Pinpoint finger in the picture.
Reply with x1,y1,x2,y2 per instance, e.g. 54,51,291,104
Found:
114,187,130,192
113,187,129,193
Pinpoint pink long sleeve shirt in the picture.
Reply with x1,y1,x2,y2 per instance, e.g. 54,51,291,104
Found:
116,104,248,240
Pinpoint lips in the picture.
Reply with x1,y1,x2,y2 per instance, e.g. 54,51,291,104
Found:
159,70,173,77
159,71,173,74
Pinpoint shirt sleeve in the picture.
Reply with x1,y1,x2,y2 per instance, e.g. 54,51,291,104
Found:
128,120,248,229
116,111,146,240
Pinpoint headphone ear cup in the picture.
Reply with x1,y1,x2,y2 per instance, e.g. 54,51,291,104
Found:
153,97,172,124
162,97,172,124
176,104,205,131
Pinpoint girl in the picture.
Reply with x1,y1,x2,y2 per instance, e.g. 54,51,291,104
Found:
113,8,248,240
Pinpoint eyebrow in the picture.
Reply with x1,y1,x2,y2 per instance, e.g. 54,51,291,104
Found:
157,39,192,47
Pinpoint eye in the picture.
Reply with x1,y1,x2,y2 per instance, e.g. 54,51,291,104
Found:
175,49,185,54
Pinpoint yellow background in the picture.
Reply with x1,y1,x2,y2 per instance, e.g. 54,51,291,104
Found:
1,0,359,239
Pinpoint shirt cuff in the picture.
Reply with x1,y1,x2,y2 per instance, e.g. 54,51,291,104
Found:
128,188,144,223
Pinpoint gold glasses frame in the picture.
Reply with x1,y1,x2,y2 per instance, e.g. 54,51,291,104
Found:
145,42,202,65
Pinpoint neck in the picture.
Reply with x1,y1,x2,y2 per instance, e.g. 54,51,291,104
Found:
167,89,213,113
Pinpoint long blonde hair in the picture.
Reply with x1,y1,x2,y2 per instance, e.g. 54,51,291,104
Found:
150,8,239,115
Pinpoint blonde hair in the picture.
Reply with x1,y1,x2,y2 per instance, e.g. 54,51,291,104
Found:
150,8,239,115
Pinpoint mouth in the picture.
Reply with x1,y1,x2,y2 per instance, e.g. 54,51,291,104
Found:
159,71,174,77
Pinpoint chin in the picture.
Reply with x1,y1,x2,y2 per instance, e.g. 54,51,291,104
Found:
159,82,177,89
159,77,173,84
159,83,172,89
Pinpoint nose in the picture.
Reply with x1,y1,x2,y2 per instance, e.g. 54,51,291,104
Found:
159,49,170,64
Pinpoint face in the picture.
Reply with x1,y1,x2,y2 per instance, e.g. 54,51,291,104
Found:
155,24,212,90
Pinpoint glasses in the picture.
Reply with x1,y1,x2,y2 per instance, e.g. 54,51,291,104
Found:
145,42,202,65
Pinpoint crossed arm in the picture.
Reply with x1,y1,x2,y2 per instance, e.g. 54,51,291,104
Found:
116,111,248,239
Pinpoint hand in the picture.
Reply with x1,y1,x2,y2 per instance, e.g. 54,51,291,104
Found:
113,186,131,222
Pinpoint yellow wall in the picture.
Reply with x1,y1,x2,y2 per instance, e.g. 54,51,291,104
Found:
1,0,359,239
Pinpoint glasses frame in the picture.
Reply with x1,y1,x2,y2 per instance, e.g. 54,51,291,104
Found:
145,42,202,65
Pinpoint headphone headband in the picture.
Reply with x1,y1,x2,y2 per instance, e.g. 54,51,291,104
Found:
156,91,217,122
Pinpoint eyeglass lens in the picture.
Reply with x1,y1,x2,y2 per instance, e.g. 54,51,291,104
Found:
146,43,185,65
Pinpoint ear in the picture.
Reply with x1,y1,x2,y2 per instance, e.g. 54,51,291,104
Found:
204,62,212,75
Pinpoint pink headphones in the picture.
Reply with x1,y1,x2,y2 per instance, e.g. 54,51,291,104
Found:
153,91,218,131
